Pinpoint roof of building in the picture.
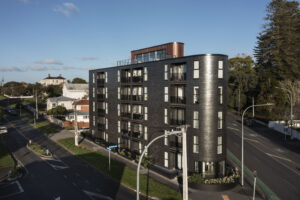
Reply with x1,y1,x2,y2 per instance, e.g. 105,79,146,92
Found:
64,83,88,91
43,74,65,80
131,42,184,53
48,96,75,102
73,100,89,105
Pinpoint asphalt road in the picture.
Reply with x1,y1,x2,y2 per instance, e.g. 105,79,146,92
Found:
227,113,300,200
1,114,136,200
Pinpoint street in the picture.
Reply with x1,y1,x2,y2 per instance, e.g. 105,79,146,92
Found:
227,113,300,200
0,114,136,200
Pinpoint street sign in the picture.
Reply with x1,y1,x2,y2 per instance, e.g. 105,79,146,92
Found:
107,145,118,150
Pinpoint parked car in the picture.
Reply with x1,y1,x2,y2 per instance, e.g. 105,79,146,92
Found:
0,126,8,134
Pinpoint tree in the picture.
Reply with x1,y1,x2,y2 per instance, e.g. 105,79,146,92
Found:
45,85,62,97
2,82,27,96
47,106,67,116
72,78,87,84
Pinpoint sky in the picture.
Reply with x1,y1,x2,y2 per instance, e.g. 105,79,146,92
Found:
0,0,270,83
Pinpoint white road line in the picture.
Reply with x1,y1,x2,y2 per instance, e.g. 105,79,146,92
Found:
83,190,113,200
244,138,260,143
16,181,24,193
265,153,292,162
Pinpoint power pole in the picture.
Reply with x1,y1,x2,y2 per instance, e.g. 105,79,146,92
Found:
181,125,189,200
252,97,255,118
74,101,79,146
35,89,38,120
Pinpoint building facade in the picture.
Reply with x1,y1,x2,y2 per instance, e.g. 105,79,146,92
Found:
40,74,66,86
89,45,228,178
47,96,75,111
62,83,89,99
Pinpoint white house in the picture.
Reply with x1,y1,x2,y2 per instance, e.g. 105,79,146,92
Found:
62,83,88,100
40,74,66,86
47,96,75,111
65,112,89,123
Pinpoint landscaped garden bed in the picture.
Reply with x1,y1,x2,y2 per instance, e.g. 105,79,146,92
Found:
27,142,52,157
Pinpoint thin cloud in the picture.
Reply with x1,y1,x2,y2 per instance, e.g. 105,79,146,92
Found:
0,66,24,72
81,56,97,61
54,2,79,17
35,59,63,65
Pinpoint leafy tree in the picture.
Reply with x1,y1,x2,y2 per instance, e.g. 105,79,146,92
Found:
45,85,62,97
47,106,67,116
2,82,27,96
72,78,87,84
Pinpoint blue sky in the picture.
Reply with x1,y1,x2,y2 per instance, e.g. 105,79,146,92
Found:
0,0,270,83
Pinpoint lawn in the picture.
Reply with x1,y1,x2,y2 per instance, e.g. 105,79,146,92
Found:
31,119,60,135
28,144,47,155
58,138,181,200
0,95,6,100
0,145,14,169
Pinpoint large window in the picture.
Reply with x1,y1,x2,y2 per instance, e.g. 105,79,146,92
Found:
118,121,121,133
193,136,199,153
170,85,185,104
164,108,168,124
117,104,120,116
164,130,168,146
193,86,199,104
144,67,148,81
164,87,168,102
144,87,148,101
105,102,108,114
170,64,186,81
144,126,148,140
218,61,223,79
164,152,168,168
118,87,120,100
117,70,120,82
105,87,108,99
177,153,182,169
193,61,199,79
217,136,222,154
218,86,223,104
105,118,108,129
144,107,148,120
193,111,199,129
218,111,223,129
170,108,185,125
105,72,108,83
164,64,168,80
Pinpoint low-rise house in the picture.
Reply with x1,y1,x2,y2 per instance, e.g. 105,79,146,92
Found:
47,96,75,111
62,83,88,100
65,100,90,128
40,74,66,86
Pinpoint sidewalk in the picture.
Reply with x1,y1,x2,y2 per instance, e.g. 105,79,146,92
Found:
50,129,263,200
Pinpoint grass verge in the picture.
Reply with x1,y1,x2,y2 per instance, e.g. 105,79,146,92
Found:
28,144,47,155
0,145,14,169
30,119,60,135
58,138,181,200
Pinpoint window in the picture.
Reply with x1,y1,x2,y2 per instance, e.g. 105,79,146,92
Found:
193,111,199,129
93,116,95,126
195,161,199,172
193,61,199,79
144,67,148,81
52,103,56,107
164,109,168,124
144,126,148,140
83,116,88,119
217,136,222,154
164,64,168,80
139,142,142,154
164,152,168,168
93,88,95,98
118,87,120,99
117,70,120,82
128,121,131,131
105,87,108,99
164,130,168,146
193,136,199,153
144,107,148,120
218,61,223,79
118,137,120,147
105,118,108,129
93,73,95,83
93,102,95,112
105,72,108,83
218,86,223,104
144,87,148,101
193,86,199,104
128,139,131,149
164,87,168,102
218,111,223,129
117,104,120,116
177,153,182,169
92,130,95,136
105,133,108,142
118,121,120,133
105,102,108,114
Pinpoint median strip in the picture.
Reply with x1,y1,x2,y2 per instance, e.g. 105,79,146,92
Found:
58,138,181,200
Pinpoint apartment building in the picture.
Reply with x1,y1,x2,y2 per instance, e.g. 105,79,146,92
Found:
89,43,228,178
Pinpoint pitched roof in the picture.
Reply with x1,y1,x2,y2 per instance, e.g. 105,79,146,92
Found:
64,83,88,91
43,74,65,80
73,100,89,105
48,96,75,102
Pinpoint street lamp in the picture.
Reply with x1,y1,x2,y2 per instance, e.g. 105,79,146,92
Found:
275,86,293,140
241,103,274,186
136,125,189,200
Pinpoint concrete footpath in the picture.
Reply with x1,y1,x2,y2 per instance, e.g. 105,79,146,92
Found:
50,129,263,200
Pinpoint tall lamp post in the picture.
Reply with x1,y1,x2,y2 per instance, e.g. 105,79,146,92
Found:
275,86,293,140
136,125,189,200
241,103,274,186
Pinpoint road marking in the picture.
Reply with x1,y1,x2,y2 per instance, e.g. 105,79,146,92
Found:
0,181,24,199
227,127,240,132
244,138,260,143
222,194,230,200
83,190,113,200
265,153,292,162
16,181,24,193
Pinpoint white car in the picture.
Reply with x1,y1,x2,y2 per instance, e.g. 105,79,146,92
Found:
0,126,8,134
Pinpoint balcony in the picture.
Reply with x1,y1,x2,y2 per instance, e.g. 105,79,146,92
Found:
97,108,105,116
121,95,131,101
121,129,131,137
170,96,186,104
98,124,105,130
132,95,143,102
169,141,182,151
170,119,186,126
97,79,105,85
132,76,143,83
121,77,131,83
131,131,142,140
170,73,186,81
132,113,143,120
97,94,105,101
121,112,131,119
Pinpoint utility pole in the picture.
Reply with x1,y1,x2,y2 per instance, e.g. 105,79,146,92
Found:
33,89,36,127
35,89,38,120
181,125,188,200
252,97,255,118
74,101,79,146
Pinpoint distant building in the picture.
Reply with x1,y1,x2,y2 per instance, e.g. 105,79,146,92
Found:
40,74,66,86
65,100,90,128
47,96,75,111
62,83,88,100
